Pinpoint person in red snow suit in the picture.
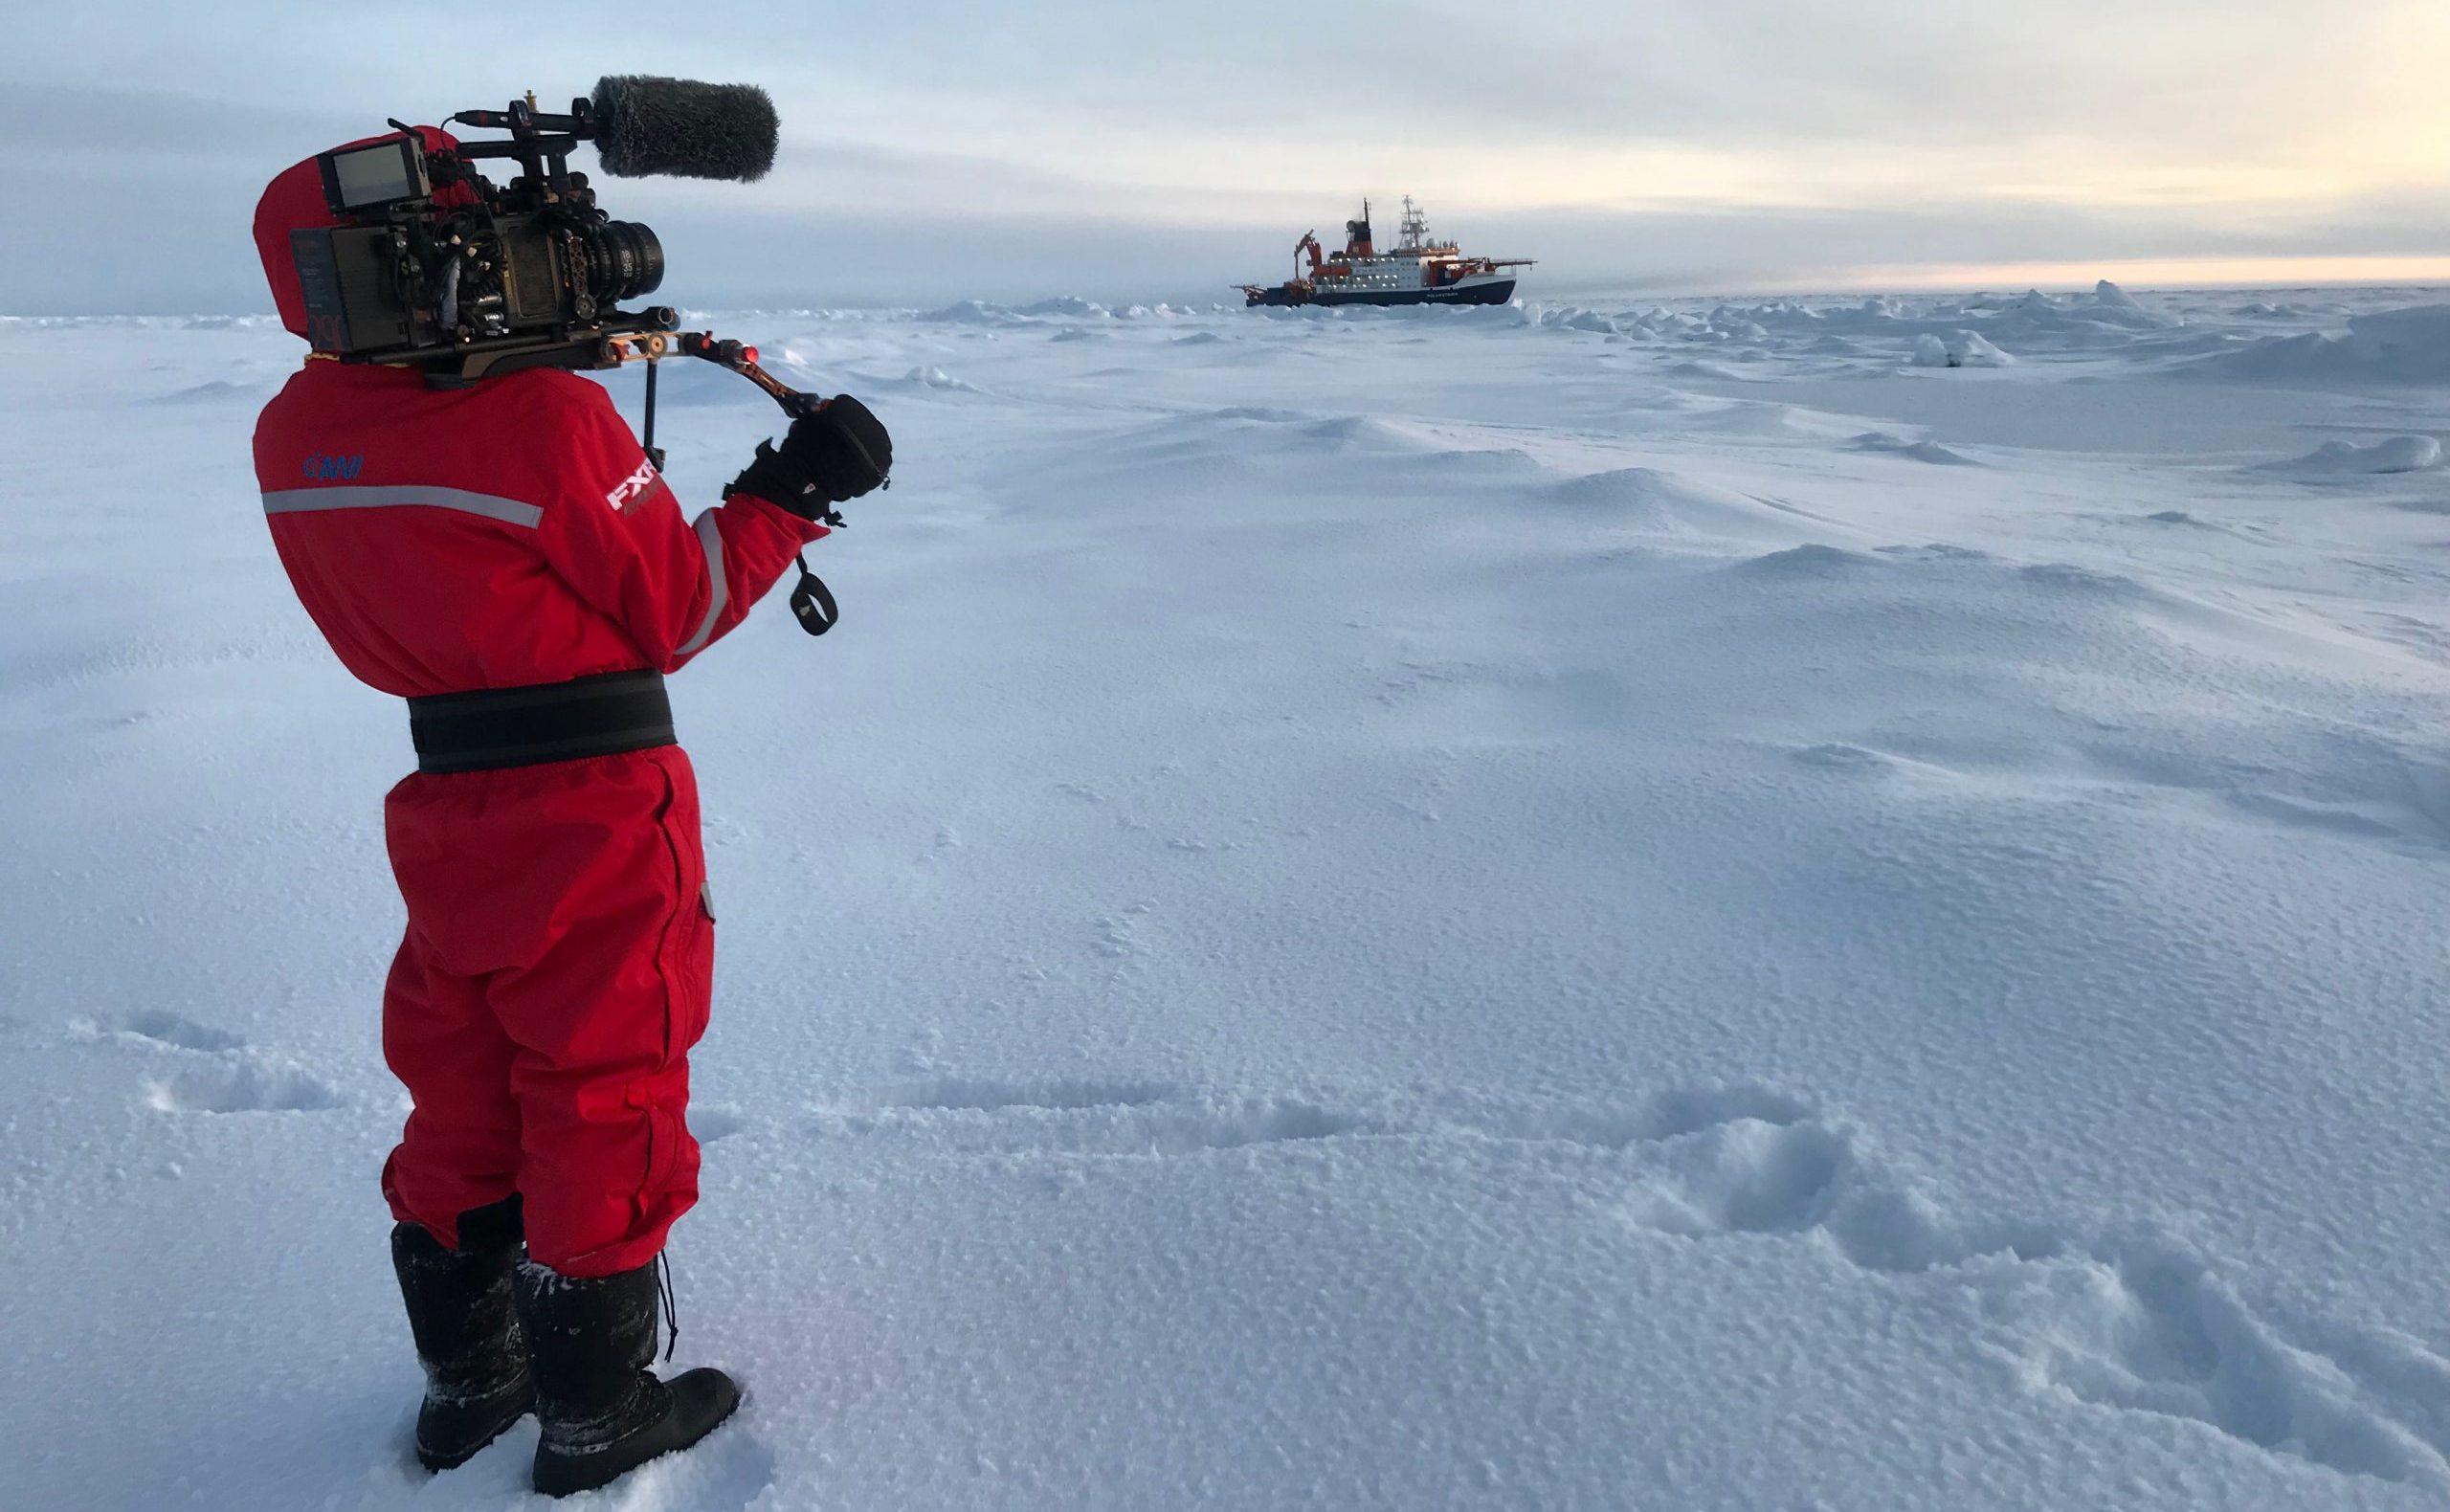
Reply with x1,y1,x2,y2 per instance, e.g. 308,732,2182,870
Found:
248,129,890,1495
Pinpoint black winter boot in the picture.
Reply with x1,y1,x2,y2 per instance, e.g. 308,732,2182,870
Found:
390,1196,536,1471
514,1255,741,1498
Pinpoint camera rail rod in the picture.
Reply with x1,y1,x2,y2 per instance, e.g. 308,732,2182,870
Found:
448,98,594,193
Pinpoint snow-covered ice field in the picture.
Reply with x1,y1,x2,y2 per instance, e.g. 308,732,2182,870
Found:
5,284,2450,1510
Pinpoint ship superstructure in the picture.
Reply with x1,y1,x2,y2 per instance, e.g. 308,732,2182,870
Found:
1240,197,1532,308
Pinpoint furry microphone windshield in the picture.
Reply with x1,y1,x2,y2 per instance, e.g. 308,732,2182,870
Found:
590,77,779,182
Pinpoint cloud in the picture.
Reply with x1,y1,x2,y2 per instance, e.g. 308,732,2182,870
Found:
0,81,361,163
0,1,2442,310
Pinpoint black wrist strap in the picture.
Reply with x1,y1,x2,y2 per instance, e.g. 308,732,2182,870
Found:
789,552,838,635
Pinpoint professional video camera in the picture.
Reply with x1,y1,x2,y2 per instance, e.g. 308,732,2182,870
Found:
291,75,778,382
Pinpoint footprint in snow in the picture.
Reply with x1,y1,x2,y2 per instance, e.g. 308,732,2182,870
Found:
75,1009,246,1055
1455,1081,1811,1150
72,1010,346,1115
809,1078,1369,1157
144,1061,345,1115
791,1066,2450,1485
1619,1110,2450,1488
808,1077,1820,1165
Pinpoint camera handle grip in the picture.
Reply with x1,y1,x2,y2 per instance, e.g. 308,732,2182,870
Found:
673,333,889,488
676,332,826,417
670,331,857,637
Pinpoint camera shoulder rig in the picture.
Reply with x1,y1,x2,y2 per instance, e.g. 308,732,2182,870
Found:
292,78,773,389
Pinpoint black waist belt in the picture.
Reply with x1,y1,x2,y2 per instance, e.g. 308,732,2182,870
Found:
408,670,676,774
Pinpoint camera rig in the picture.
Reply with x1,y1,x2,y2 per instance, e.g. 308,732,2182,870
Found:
290,78,779,385
293,98,662,384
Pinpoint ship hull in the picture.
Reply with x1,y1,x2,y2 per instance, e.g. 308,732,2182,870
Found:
1250,278,1517,309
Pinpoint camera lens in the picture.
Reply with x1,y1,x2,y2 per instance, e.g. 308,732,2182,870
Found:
584,220,664,303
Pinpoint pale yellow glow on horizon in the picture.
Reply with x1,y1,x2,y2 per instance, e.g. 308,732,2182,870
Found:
1798,255,2450,294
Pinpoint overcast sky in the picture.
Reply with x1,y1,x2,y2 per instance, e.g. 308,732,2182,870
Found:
5,0,2445,312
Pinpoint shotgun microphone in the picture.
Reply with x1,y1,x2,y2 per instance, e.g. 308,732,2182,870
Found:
590,76,780,182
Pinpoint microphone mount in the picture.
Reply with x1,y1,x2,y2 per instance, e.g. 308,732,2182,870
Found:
446,96,598,197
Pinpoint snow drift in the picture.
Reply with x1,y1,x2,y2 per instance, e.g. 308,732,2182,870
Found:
2199,304,2450,385
2261,436,2443,477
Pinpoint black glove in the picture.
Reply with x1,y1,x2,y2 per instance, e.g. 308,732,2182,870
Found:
727,396,893,519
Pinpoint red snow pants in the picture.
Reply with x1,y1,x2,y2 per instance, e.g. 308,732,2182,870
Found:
378,744,711,1278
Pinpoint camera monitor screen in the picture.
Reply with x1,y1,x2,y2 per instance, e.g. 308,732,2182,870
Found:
323,139,428,211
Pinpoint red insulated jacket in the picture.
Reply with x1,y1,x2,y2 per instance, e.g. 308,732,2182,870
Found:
255,361,822,693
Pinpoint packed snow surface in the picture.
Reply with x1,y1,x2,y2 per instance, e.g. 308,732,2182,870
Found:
4,283,2450,1511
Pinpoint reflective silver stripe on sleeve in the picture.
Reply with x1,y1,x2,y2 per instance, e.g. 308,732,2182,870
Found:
260,485,544,528
676,509,729,657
